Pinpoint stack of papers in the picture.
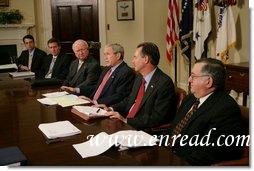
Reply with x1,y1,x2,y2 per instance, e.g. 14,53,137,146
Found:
38,120,81,139
0,64,18,70
37,91,90,107
73,130,158,158
9,71,35,79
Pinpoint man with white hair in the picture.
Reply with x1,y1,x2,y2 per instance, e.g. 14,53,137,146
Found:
61,39,100,96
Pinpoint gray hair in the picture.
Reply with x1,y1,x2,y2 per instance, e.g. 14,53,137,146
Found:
195,58,226,91
106,43,124,59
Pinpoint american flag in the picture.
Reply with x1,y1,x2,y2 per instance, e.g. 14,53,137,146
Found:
166,0,179,63
195,0,208,11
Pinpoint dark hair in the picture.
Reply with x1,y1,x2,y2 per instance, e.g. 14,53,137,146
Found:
23,35,34,42
137,42,160,66
195,58,226,91
47,38,61,46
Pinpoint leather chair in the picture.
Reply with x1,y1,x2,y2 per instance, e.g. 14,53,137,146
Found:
144,87,187,134
213,106,249,166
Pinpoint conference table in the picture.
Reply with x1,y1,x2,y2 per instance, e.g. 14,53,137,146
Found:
0,73,187,166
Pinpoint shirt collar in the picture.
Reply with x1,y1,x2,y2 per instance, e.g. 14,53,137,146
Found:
78,60,84,64
110,61,123,73
198,92,213,108
143,67,157,90
29,49,35,56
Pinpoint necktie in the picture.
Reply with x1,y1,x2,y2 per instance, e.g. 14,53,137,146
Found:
28,53,33,69
170,99,200,147
126,79,146,119
77,61,83,72
45,57,57,78
93,69,112,101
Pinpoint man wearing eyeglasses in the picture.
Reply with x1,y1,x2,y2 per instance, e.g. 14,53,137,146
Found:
61,39,100,97
168,58,243,165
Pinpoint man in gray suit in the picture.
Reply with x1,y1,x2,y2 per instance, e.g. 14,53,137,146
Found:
61,39,100,97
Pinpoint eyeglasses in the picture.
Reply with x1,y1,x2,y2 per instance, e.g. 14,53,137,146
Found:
189,74,211,80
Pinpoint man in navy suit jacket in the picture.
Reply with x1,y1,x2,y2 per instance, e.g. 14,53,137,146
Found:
16,35,46,76
79,43,135,106
97,42,176,130
38,38,72,80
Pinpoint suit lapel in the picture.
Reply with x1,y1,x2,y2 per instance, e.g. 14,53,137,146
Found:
184,92,220,129
70,60,85,85
31,48,38,67
100,62,125,96
99,68,115,96
139,69,159,108
52,54,62,75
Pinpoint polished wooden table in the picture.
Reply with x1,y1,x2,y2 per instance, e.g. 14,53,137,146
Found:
0,73,186,166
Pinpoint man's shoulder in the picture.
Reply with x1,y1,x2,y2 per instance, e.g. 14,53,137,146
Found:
117,62,134,74
34,48,47,56
86,56,99,65
155,68,174,84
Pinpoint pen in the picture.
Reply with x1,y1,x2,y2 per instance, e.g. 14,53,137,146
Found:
96,108,101,113
46,138,64,144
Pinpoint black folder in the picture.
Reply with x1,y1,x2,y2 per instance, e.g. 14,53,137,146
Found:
0,146,27,166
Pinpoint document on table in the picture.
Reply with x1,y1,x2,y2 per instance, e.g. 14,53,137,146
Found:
73,132,113,158
38,92,90,107
0,64,18,70
42,91,69,98
38,120,81,139
37,98,58,105
73,106,107,117
54,94,90,107
73,130,158,158
9,71,35,78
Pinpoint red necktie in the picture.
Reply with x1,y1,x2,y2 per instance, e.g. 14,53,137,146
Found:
127,79,146,119
93,69,112,101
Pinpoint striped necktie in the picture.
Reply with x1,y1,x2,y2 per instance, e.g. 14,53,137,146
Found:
93,69,112,101
170,99,200,147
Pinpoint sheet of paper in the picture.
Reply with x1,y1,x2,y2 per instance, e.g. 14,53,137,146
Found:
73,106,107,116
111,130,158,148
42,91,69,98
0,64,18,70
73,130,158,158
9,71,35,78
54,94,90,107
38,120,81,139
73,132,114,158
37,98,58,105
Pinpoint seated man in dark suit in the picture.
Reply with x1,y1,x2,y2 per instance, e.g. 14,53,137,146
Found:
79,43,135,106
167,58,244,165
37,38,72,80
16,35,47,76
97,42,176,130
61,39,100,97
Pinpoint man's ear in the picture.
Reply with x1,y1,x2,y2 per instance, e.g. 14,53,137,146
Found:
116,53,121,60
144,55,149,64
206,77,213,88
